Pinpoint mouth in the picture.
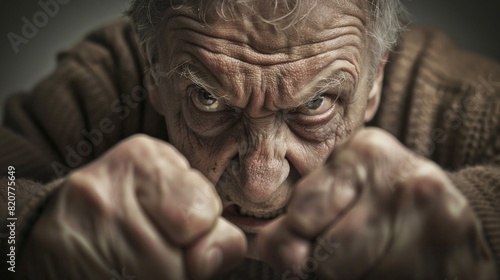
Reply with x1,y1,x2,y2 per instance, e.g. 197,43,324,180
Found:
222,203,286,234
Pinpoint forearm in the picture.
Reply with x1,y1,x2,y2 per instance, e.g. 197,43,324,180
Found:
448,165,500,277
0,177,64,278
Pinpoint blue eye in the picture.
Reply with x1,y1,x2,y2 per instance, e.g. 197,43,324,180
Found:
197,88,217,106
295,95,334,116
190,86,227,112
306,96,325,110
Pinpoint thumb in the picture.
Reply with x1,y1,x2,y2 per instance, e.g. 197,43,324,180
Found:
185,218,247,280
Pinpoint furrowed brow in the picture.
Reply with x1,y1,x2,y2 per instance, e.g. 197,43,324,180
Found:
293,71,355,107
312,71,355,97
172,63,216,92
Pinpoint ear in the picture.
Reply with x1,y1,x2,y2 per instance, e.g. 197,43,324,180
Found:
364,51,389,122
146,72,164,115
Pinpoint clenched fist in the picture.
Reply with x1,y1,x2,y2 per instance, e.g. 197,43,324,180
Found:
20,135,247,280
257,128,496,280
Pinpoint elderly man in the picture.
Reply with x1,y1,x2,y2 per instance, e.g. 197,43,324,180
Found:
0,0,499,279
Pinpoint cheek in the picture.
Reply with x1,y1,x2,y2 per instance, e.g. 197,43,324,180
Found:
288,113,353,171
287,95,368,174
160,90,239,183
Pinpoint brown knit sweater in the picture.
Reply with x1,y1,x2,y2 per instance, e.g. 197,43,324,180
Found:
0,19,499,280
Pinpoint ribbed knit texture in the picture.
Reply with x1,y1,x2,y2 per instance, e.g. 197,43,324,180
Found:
448,168,500,275
371,27,500,277
0,20,499,279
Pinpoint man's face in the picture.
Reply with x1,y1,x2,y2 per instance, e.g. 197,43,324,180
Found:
153,0,380,258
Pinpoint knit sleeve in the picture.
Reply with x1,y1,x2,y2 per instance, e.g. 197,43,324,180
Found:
447,165,500,274
373,27,500,276
0,19,167,182
0,19,166,277
0,178,64,280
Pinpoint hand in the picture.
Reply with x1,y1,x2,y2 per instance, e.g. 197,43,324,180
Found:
20,135,246,280
257,128,496,280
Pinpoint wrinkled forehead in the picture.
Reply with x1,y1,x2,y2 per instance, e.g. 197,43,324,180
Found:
163,0,370,50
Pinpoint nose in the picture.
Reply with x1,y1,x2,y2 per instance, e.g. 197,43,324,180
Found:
233,127,289,204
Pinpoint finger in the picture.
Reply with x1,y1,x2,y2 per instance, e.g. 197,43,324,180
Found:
285,129,417,239
367,165,496,280
119,134,191,170
116,210,187,280
312,198,392,280
38,174,189,280
256,216,310,272
138,166,222,246
113,136,222,245
185,218,247,280
285,151,359,238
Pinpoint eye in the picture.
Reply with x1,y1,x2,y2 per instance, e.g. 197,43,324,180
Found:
295,95,334,116
190,86,226,112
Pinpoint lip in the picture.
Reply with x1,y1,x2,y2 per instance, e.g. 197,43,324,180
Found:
222,204,281,234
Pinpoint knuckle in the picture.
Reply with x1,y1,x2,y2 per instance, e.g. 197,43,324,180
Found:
165,206,216,245
456,208,481,236
124,133,154,146
65,172,113,217
118,135,190,170
355,127,384,140
117,135,156,160
395,165,478,242
350,128,396,160
288,167,357,238
160,169,221,244
407,167,447,205
354,128,388,145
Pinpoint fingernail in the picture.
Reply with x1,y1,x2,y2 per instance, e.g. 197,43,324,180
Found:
204,247,222,277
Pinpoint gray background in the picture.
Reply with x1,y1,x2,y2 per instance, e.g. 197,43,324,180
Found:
1,0,499,119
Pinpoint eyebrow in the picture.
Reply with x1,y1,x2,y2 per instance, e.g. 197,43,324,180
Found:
310,71,356,99
287,71,355,109
169,62,225,96
174,63,211,88
170,60,355,107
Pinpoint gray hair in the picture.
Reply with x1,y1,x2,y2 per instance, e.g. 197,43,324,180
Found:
127,0,408,79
